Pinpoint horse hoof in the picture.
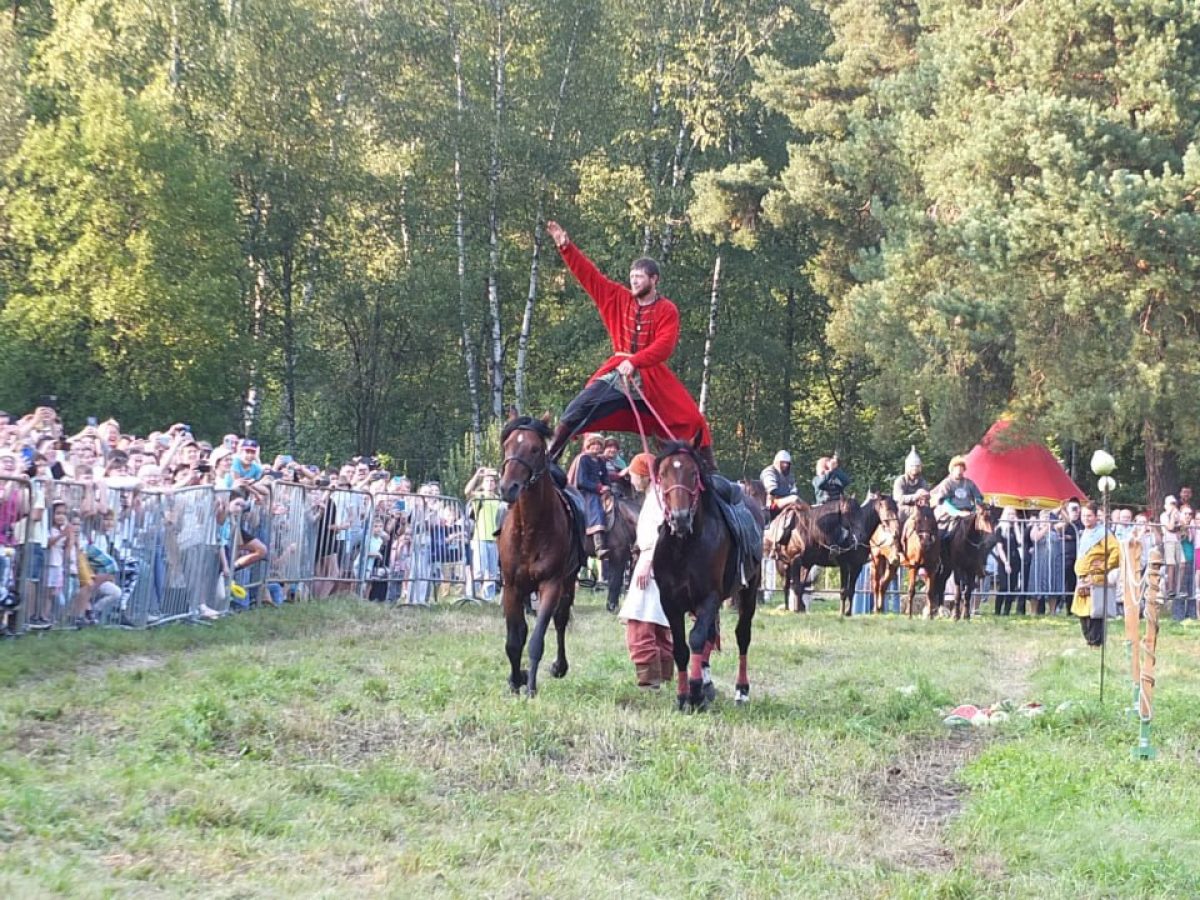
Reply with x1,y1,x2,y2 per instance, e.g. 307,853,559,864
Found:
606,599,618,613
550,660,568,679
702,681,717,704
676,693,688,712
508,670,528,693
735,685,750,705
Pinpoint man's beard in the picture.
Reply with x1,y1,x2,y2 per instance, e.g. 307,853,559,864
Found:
633,284,654,299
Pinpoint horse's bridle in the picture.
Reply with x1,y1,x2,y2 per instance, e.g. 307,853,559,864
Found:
501,429,548,488
655,448,704,521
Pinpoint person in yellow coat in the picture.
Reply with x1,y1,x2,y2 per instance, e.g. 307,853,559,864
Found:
1071,503,1120,647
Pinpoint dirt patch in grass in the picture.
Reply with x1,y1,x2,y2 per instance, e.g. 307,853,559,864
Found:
864,641,1040,875
870,728,986,873
75,654,166,681
8,707,121,759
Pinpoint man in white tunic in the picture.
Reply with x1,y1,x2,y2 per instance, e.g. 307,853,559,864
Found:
617,452,675,689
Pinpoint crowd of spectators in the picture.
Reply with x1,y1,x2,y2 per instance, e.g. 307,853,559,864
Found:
0,401,494,636
4,400,1195,636
980,498,1198,620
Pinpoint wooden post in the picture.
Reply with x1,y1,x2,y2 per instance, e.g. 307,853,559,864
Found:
1134,545,1163,760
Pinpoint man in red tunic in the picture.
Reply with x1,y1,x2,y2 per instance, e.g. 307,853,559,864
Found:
545,220,717,471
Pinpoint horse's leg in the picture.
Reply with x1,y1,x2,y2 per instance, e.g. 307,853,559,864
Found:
502,582,529,693
876,559,891,614
928,566,945,620
734,581,758,704
840,562,854,617
870,558,881,614
549,581,574,678
687,595,721,711
605,553,623,613
906,566,917,618
525,580,561,697
791,562,808,613
667,611,691,711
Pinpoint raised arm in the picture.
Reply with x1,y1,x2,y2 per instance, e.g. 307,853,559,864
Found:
548,220,625,318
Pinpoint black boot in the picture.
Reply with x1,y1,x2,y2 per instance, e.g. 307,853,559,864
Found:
592,531,610,559
546,422,575,463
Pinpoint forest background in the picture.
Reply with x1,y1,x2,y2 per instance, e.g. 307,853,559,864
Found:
1,0,1198,508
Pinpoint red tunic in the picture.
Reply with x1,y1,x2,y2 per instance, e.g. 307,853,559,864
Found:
559,242,712,447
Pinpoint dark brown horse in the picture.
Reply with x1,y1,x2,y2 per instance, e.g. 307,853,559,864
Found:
654,442,763,710
898,503,940,618
930,505,1000,620
766,495,898,616
497,415,582,696
867,498,903,613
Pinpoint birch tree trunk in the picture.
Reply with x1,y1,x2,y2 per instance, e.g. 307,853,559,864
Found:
698,251,721,414
447,4,483,454
486,0,507,420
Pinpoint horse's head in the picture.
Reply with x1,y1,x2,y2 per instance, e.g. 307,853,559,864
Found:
976,503,1000,535
913,505,938,552
498,415,552,504
655,441,705,537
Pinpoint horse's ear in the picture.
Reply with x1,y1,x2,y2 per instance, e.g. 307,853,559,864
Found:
692,430,703,449
540,411,552,426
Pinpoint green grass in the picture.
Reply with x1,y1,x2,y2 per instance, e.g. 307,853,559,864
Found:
2,594,1200,897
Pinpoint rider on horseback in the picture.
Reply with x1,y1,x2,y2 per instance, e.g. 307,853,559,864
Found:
893,446,930,523
572,433,611,559
544,221,717,473
930,455,984,534
760,450,801,519
813,453,851,504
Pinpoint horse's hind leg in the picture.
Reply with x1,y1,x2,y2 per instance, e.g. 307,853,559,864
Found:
549,584,574,678
734,583,758,704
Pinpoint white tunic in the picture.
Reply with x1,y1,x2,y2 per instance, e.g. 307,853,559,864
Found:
617,487,669,627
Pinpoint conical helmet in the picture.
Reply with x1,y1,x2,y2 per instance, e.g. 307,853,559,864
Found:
905,445,922,469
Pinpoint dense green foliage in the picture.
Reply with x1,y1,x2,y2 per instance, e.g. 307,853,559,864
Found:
1,1,1197,497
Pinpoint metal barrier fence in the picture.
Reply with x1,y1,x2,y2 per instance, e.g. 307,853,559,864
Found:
761,518,1199,618
0,477,481,635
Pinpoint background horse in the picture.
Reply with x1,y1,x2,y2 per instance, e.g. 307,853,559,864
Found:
767,495,897,616
654,442,763,710
898,503,940,617
930,505,1000,620
742,477,801,609
497,415,582,697
867,498,903,613
600,492,641,613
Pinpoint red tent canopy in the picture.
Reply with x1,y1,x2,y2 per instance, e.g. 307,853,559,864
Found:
962,419,1086,510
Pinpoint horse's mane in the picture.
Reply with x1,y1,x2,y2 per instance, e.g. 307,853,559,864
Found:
501,416,552,443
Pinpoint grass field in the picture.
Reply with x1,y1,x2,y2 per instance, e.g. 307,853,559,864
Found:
2,591,1200,898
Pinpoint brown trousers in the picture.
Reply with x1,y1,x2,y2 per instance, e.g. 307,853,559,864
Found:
625,619,675,686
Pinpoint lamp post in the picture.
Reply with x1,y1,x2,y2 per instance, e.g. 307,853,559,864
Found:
1091,451,1116,703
